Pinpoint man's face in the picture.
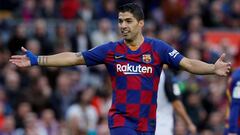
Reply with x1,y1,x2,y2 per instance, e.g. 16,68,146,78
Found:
118,12,144,41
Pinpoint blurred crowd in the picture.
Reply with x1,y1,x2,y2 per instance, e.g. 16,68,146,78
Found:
0,0,239,135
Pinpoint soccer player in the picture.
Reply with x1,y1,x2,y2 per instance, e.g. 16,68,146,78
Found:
156,67,196,135
225,68,240,135
10,3,231,135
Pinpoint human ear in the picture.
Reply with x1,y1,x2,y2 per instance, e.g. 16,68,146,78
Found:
139,20,144,27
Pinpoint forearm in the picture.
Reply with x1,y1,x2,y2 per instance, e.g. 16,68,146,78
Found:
172,100,193,125
180,58,215,75
38,52,85,66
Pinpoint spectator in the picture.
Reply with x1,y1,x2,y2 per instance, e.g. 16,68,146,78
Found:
7,23,27,55
78,0,94,22
25,39,41,55
91,18,117,47
97,117,110,135
0,88,12,116
70,19,93,52
37,0,60,19
0,115,17,135
94,0,117,20
22,75,52,115
66,86,98,135
0,102,8,130
15,112,47,135
19,0,37,21
60,0,81,20
53,23,71,53
3,70,22,108
33,19,53,55
180,15,204,55
14,102,32,129
39,109,60,135
161,0,185,24
207,111,225,134
228,0,240,28
184,91,207,130
50,71,76,119
206,1,227,27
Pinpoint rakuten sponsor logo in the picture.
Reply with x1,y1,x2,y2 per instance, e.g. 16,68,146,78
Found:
116,64,152,74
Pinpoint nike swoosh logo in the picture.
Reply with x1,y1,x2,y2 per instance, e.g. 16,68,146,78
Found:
115,55,124,59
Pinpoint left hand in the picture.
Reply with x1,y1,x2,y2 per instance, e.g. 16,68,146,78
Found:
214,53,231,76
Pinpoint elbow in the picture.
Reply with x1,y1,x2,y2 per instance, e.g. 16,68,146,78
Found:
180,58,194,73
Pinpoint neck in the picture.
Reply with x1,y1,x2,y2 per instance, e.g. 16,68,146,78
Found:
124,34,144,47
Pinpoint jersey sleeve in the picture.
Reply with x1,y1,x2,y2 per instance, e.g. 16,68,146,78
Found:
157,40,183,69
82,42,112,66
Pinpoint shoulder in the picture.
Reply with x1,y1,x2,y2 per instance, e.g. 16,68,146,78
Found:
145,37,168,45
99,40,122,49
100,39,125,52
88,41,118,52
113,39,124,46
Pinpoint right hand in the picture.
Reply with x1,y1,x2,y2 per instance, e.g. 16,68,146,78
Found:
9,47,38,67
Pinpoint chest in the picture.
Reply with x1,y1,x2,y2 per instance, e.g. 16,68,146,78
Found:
106,50,162,76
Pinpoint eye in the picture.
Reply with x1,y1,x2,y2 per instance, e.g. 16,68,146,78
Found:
118,19,123,24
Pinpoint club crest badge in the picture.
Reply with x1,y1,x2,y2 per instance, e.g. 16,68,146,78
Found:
142,54,151,63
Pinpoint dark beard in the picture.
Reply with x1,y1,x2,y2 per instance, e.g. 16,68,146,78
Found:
125,39,133,43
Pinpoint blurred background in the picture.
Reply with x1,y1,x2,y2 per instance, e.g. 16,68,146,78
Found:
0,0,239,135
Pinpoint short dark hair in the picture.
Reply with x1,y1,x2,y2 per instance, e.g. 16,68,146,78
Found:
118,3,144,21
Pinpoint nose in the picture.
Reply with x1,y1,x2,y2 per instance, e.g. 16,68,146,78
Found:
119,21,127,29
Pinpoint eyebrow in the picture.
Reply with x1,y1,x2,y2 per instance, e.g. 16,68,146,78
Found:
118,18,133,21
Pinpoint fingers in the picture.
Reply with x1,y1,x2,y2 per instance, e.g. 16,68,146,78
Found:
10,55,26,59
219,53,226,61
9,59,29,67
228,62,231,67
9,59,24,63
228,62,232,70
9,54,29,67
9,59,21,65
9,60,23,67
21,46,28,52
226,62,232,75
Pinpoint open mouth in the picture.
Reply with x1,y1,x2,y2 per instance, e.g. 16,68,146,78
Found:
121,30,129,36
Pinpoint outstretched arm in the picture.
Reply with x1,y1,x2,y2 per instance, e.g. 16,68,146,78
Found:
179,53,231,76
9,47,86,67
37,52,85,66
